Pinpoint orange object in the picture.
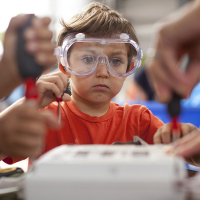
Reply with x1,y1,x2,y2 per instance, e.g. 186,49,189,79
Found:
42,101,164,154
3,101,164,165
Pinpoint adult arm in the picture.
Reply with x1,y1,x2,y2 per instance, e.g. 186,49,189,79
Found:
0,14,56,99
0,100,59,158
147,3,200,103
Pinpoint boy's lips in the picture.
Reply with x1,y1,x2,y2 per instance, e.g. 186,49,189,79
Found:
93,84,109,89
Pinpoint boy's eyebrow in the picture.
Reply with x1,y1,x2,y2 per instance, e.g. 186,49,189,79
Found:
77,49,127,56
110,51,127,56
77,49,97,54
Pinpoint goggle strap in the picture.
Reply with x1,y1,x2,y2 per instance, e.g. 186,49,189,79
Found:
54,47,62,61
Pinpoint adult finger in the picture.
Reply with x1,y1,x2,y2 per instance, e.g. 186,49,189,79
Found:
170,131,200,157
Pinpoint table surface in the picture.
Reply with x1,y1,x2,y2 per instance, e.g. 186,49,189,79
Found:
0,169,199,200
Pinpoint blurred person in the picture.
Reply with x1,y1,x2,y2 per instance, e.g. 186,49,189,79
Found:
0,14,59,160
126,66,155,101
147,1,200,164
147,2,200,103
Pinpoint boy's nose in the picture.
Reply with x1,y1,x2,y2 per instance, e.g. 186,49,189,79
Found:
99,57,105,64
96,57,109,77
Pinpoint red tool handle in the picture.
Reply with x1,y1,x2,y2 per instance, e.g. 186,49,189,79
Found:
25,78,38,100
172,116,179,131
56,97,62,102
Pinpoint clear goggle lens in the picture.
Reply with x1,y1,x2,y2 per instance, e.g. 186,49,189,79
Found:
55,33,143,77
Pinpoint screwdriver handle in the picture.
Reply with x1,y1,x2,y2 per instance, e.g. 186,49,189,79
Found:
17,14,43,79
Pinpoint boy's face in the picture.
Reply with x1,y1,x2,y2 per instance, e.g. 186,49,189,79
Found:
65,42,128,103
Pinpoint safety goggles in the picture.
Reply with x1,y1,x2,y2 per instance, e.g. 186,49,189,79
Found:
54,33,143,77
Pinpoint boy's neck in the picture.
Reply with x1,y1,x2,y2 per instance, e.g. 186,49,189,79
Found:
72,97,110,117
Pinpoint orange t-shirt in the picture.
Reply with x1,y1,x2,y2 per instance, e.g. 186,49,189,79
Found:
42,100,164,154
3,100,164,164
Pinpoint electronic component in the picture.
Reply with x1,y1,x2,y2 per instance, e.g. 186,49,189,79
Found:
24,144,187,200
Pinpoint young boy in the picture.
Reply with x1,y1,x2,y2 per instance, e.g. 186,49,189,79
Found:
2,2,197,165
36,2,197,155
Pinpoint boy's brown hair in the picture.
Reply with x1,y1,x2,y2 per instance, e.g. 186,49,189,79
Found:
57,1,138,47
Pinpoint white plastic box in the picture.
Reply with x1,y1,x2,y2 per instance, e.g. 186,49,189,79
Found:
24,145,187,200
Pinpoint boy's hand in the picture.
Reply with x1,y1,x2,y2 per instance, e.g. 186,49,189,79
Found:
154,123,197,144
0,101,59,158
36,71,71,108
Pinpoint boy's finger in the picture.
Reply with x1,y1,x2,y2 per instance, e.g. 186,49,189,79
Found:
180,123,190,136
40,110,59,129
153,129,162,144
62,93,71,102
160,124,171,144
172,128,181,142
47,75,66,94
57,72,69,89
38,81,62,98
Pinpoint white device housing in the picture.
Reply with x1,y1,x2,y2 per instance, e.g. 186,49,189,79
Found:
24,145,187,200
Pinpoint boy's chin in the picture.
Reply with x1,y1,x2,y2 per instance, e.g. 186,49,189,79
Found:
88,97,112,104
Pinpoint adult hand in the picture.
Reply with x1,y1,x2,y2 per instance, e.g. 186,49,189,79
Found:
147,3,200,103
166,129,200,166
0,101,59,158
0,14,56,99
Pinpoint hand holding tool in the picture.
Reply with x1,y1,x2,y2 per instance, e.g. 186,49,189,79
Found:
55,92,64,124
56,97,62,124
167,93,181,139
17,14,44,102
167,55,191,141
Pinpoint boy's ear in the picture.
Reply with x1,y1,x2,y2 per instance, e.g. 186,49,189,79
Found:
123,60,135,81
129,60,135,72
58,62,71,78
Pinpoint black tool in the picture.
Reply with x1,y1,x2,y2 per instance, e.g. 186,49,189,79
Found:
17,14,43,79
167,55,191,137
167,93,181,132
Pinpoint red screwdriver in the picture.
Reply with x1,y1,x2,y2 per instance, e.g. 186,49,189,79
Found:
17,14,44,103
167,55,191,141
167,93,181,141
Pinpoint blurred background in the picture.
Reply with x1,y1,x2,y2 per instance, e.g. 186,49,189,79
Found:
0,0,196,106
0,0,195,104
1,0,200,171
